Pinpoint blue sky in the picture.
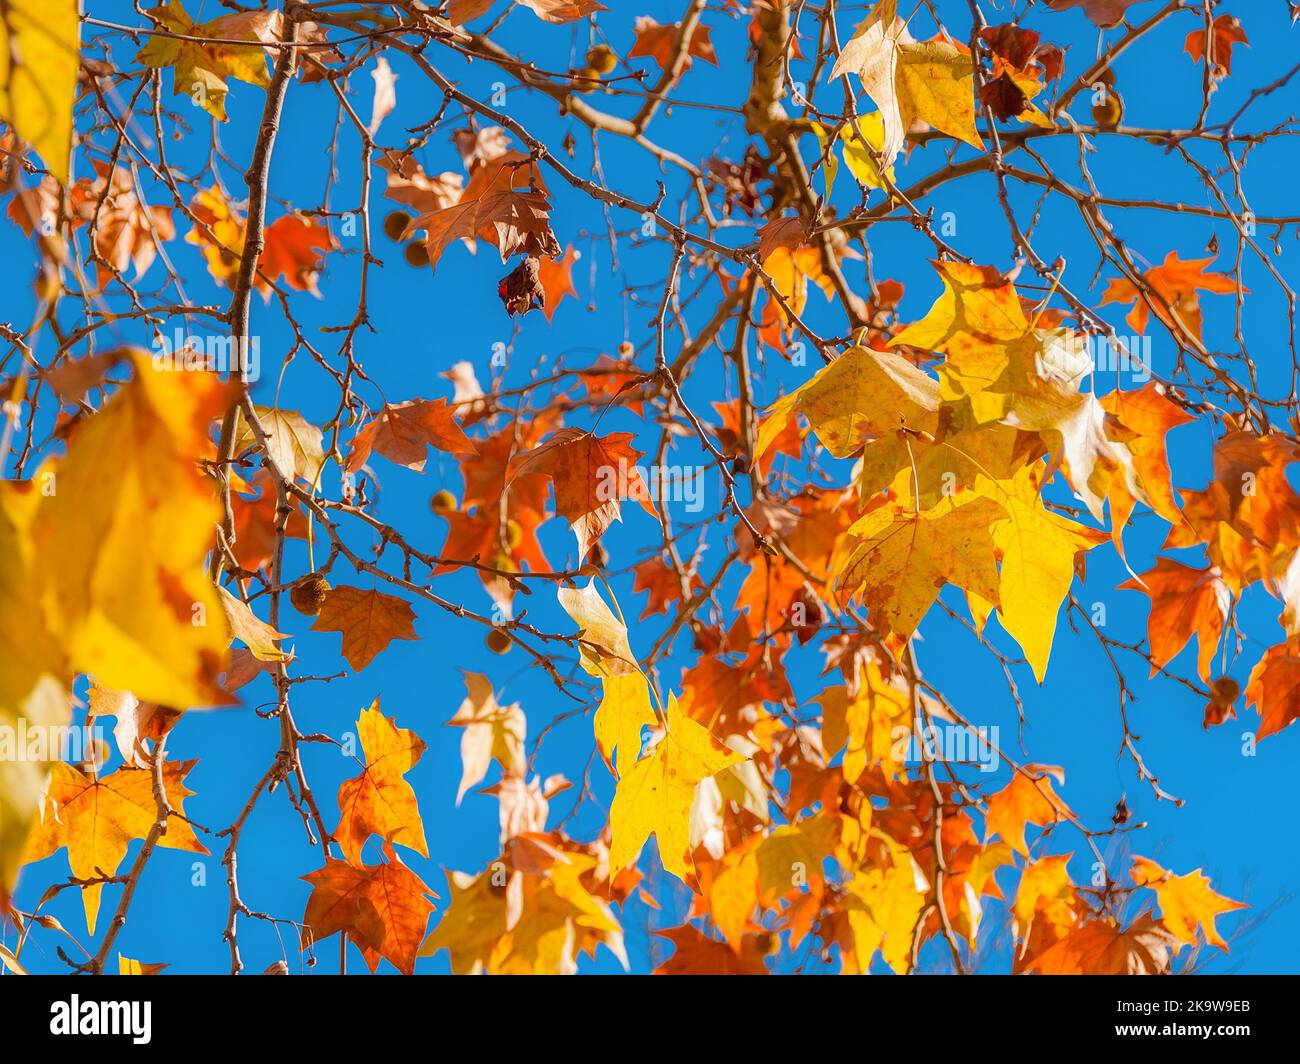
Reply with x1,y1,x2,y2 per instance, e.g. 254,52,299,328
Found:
6,0,1299,974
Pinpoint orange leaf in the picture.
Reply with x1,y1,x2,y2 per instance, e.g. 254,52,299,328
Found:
300,844,436,975
507,428,656,558
346,398,476,474
335,700,428,866
311,586,418,671
1118,558,1229,681
1131,856,1245,950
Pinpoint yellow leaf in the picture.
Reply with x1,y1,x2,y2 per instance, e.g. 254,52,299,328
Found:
0,0,80,183
977,469,1106,682
895,38,984,151
35,351,234,708
609,694,746,882
335,699,428,866
837,493,1005,638
1131,856,1245,950
22,760,208,933
0,480,69,897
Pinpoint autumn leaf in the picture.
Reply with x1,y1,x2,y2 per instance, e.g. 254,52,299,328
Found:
311,586,418,671
557,580,657,776
609,694,746,882
1119,558,1229,681
446,672,526,803
22,760,209,933
217,586,287,662
1131,855,1244,950
137,1,272,122
236,407,325,485
0,0,79,183
1100,252,1237,340
508,428,655,558
829,0,983,169
118,956,169,975
1184,15,1248,77
654,924,771,975
536,245,579,321
345,399,476,474
35,351,235,708
984,768,1074,856
335,700,428,866
1245,637,1300,740
256,214,335,296
1044,0,1147,28
300,843,436,975
1024,913,1181,975
627,17,719,70
837,493,1005,639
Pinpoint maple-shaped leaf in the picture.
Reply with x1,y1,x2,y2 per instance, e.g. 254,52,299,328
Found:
755,245,836,350
0,0,79,183
78,163,176,288
1245,637,1300,740
1185,15,1248,77
1131,855,1244,950
609,694,746,882
1098,382,1194,528
1024,913,1180,974
446,672,526,804
22,760,208,933
418,867,508,972
508,428,655,558
654,924,771,975
311,586,418,671
829,0,983,169
256,214,335,296
1012,853,1078,944
891,259,1029,394
627,17,719,69
405,152,558,269
758,344,939,462
0,480,69,895
187,186,247,287
1119,558,1230,681
335,700,428,866
983,767,1073,856
836,840,928,973
757,217,806,264
345,399,476,474
35,351,236,707
1100,251,1237,340
300,843,436,976
137,1,272,122
837,493,1005,638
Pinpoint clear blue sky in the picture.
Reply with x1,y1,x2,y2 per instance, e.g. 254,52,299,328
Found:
6,0,1298,974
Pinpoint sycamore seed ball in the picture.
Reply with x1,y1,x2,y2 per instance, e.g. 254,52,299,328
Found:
1092,89,1124,129
486,627,511,654
290,573,331,616
586,45,618,75
571,67,601,93
430,489,457,516
404,241,430,267
383,210,412,241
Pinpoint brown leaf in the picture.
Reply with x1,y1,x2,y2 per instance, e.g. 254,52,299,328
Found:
311,586,418,671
